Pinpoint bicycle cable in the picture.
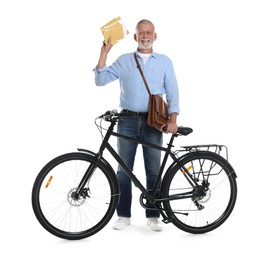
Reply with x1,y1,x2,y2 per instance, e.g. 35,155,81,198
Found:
94,118,106,140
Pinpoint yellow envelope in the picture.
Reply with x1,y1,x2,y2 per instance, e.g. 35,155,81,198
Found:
100,17,129,45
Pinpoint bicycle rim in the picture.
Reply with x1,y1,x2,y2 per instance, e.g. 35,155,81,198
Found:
162,151,237,234
32,152,119,240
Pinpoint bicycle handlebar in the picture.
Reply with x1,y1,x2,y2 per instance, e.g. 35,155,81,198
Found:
95,109,119,120
96,109,193,136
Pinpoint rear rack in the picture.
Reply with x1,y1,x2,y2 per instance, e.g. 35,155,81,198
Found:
176,144,229,161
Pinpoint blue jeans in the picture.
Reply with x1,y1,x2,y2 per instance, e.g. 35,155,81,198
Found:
116,114,163,218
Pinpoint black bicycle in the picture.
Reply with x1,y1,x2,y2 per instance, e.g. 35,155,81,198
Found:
32,110,237,240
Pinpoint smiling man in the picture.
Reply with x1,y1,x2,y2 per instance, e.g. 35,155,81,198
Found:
94,19,180,232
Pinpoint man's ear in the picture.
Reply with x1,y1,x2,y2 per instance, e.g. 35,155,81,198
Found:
154,33,157,41
134,33,137,42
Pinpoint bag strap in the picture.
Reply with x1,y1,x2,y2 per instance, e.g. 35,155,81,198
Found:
134,53,152,96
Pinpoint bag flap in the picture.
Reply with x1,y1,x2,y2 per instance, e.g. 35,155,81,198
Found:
153,95,168,117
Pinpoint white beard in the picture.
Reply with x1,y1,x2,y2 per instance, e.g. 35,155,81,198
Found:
138,39,154,50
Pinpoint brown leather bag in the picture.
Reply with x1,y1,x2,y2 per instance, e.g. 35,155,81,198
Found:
134,53,169,131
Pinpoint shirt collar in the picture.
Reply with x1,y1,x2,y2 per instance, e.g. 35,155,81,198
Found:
135,50,157,59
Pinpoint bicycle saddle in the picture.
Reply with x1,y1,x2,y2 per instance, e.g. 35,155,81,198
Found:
177,126,193,136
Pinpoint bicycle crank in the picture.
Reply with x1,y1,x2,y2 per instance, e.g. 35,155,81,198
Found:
139,193,158,210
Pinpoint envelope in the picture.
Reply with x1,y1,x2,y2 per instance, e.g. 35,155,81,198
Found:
100,17,129,45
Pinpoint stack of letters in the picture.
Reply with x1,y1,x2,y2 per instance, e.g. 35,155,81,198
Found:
100,17,129,45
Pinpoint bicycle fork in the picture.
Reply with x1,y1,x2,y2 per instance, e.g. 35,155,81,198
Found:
71,153,101,200
73,121,118,200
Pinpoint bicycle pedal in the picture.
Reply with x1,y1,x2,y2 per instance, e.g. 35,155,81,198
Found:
162,218,172,224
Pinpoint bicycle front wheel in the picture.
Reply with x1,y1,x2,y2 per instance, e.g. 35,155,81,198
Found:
162,151,237,234
32,152,119,240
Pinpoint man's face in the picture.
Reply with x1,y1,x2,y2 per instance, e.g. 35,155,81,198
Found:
135,22,157,50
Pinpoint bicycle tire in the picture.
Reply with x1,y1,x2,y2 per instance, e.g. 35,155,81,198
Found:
162,151,237,234
32,152,119,240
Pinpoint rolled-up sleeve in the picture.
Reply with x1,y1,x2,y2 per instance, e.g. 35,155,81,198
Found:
93,65,119,86
164,59,180,115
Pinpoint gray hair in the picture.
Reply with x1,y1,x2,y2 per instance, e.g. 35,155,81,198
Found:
135,19,155,32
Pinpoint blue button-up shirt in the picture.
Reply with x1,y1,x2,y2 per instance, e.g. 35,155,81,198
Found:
94,51,179,114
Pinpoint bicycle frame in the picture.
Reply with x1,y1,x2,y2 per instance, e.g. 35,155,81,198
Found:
32,111,238,238
75,116,200,220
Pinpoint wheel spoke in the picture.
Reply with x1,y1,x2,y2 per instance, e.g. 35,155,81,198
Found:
32,153,118,239
162,151,237,234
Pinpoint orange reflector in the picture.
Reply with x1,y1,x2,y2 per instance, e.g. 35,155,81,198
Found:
45,176,53,188
181,166,192,174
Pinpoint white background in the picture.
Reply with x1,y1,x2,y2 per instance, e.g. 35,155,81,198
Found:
1,0,267,259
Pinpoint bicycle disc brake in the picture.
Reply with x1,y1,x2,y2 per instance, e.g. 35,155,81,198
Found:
67,187,90,207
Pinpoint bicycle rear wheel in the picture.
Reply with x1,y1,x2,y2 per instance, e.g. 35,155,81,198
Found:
32,152,119,240
162,151,237,234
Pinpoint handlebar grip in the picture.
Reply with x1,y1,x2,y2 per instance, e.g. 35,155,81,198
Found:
96,109,119,120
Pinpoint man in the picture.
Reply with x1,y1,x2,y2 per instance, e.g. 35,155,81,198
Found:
94,19,179,231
